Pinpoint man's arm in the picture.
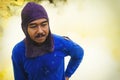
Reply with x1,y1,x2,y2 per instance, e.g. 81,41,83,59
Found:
12,46,27,80
63,37,84,78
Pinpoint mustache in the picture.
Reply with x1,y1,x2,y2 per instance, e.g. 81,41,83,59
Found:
35,33,45,38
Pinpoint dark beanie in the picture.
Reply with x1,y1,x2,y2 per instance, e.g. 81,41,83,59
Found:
21,2,54,58
21,2,49,35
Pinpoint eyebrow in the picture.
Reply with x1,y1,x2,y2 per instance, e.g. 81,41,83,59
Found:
28,20,48,26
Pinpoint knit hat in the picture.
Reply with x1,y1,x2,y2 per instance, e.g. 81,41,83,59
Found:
21,2,54,58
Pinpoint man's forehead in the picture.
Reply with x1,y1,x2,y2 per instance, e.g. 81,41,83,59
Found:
29,18,48,24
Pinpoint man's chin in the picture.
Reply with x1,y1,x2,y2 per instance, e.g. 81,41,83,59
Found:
35,39,46,44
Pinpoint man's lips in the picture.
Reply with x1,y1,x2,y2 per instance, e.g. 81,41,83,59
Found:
35,34,45,39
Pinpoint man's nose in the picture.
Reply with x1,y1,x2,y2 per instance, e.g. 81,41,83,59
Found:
37,26,43,33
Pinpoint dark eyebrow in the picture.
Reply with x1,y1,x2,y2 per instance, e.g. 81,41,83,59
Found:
28,20,48,26
41,21,48,24
28,23,36,26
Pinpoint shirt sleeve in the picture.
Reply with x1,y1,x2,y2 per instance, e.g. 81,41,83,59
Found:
12,45,27,80
62,37,84,78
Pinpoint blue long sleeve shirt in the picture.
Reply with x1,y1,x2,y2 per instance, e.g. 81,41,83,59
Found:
12,34,84,80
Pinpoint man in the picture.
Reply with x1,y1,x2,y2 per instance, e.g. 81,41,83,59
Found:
12,2,84,80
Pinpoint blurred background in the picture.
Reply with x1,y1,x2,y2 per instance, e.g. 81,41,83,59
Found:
0,0,120,80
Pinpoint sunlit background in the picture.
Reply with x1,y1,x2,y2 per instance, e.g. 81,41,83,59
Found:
0,0,120,80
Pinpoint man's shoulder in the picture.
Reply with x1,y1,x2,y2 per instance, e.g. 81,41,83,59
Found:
12,40,25,52
52,34,62,39
52,34,72,47
12,40,25,61
52,34,70,41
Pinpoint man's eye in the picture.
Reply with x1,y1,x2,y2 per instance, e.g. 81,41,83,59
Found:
41,23,47,27
29,25,37,28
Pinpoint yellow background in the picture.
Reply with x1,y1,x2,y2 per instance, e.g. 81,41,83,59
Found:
0,0,120,80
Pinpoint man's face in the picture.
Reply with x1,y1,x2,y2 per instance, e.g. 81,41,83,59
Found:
27,18,49,44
